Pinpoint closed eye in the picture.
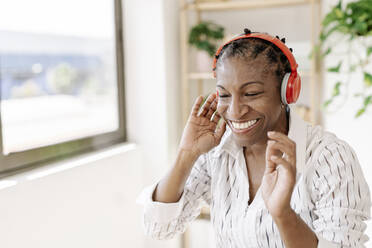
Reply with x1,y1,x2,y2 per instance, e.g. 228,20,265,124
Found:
245,93,262,96
219,94,229,98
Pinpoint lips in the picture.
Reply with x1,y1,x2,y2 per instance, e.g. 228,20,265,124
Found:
228,118,260,133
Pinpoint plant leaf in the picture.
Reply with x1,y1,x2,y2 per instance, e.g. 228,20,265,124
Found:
355,108,365,118
323,99,333,108
188,21,224,57
332,81,341,97
354,21,368,35
322,12,337,27
368,46,372,56
364,72,372,87
364,95,372,106
335,0,342,10
334,8,344,19
327,62,342,73
322,47,332,58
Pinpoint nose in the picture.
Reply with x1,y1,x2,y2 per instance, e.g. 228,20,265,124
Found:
227,96,248,120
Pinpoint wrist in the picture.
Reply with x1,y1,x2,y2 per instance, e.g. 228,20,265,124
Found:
178,147,200,160
176,148,200,170
272,207,296,225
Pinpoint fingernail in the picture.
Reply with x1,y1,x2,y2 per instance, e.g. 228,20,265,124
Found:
210,111,217,121
268,131,274,136
271,155,278,160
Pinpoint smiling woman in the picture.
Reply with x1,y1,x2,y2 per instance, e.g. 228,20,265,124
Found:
137,30,371,248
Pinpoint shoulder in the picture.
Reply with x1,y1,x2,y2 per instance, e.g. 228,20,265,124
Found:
305,124,355,165
304,124,368,193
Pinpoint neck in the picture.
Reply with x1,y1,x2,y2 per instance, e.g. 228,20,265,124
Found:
276,106,290,135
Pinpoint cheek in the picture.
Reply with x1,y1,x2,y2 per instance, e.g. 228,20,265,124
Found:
216,102,228,116
245,95,279,109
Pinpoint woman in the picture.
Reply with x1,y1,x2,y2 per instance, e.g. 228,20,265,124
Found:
136,29,371,247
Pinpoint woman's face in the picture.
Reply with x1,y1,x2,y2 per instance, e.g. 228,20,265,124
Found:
216,56,285,147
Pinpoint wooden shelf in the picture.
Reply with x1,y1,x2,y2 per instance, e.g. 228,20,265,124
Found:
188,70,311,80
185,0,318,11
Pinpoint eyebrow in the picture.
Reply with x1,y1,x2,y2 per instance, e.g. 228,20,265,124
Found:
216,81,264,90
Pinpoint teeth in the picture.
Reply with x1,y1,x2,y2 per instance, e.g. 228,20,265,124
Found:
231,119,258,130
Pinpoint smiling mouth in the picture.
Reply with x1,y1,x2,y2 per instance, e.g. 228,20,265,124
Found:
229,118,260,133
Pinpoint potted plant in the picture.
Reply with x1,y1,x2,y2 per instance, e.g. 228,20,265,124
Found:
315,0,372,117
188,21,225,72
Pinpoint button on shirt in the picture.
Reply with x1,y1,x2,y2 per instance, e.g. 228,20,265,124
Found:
136,107,371,247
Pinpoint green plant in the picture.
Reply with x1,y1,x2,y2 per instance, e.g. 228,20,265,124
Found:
315,0,372,117
188,21,225,57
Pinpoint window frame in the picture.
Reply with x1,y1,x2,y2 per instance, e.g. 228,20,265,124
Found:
0,0,126,177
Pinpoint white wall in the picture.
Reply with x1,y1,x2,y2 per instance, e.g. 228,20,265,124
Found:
0,145,146,248
123,0,182,181
123,0,182,246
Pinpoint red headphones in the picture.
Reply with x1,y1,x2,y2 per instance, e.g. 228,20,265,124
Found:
212,31,301,105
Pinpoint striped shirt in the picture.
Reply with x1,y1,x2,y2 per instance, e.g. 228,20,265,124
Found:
136,106,371,247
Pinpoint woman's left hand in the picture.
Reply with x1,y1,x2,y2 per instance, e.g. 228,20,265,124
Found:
261,131,297,219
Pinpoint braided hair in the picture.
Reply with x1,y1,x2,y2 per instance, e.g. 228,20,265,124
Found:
215,29,293,89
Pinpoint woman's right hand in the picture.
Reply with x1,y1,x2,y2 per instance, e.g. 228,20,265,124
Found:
179,93,226,158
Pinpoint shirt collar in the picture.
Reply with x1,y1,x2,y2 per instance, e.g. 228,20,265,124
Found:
212,105,309,173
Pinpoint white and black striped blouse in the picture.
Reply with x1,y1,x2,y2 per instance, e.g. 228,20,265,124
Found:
136,107,371,247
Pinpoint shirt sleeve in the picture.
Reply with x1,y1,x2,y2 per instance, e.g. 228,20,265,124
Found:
310,140,371,247
135,153,211,240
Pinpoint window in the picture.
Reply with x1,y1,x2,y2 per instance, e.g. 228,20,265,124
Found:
0,0,126,176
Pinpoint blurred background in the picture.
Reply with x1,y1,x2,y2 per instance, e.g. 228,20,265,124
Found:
0,0,371,247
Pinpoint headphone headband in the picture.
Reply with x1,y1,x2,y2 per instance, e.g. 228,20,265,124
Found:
212,30,301,105
212,32,298,78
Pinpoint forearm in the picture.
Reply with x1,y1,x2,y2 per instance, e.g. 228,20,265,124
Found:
153,149,199,203
273,209,318,248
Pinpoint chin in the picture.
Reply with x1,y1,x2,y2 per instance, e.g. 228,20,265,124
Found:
232,133,261,147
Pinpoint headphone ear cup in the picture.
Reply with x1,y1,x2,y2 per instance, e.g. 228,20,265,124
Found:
281,72,301,105
291,74,301,103
281,73,290,105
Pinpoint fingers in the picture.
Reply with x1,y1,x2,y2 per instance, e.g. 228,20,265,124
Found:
267,140,295,161
265,142,277,174
267,131,296,161
205,98,217,119
265,131,297,175
269,155,294,173
191,95,204,117
214,120,226,143
267,131,296,152
210,111,221,124
197,93,216,117
191,93,222,125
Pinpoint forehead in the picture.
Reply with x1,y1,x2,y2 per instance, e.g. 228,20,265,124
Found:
216,56,275,88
